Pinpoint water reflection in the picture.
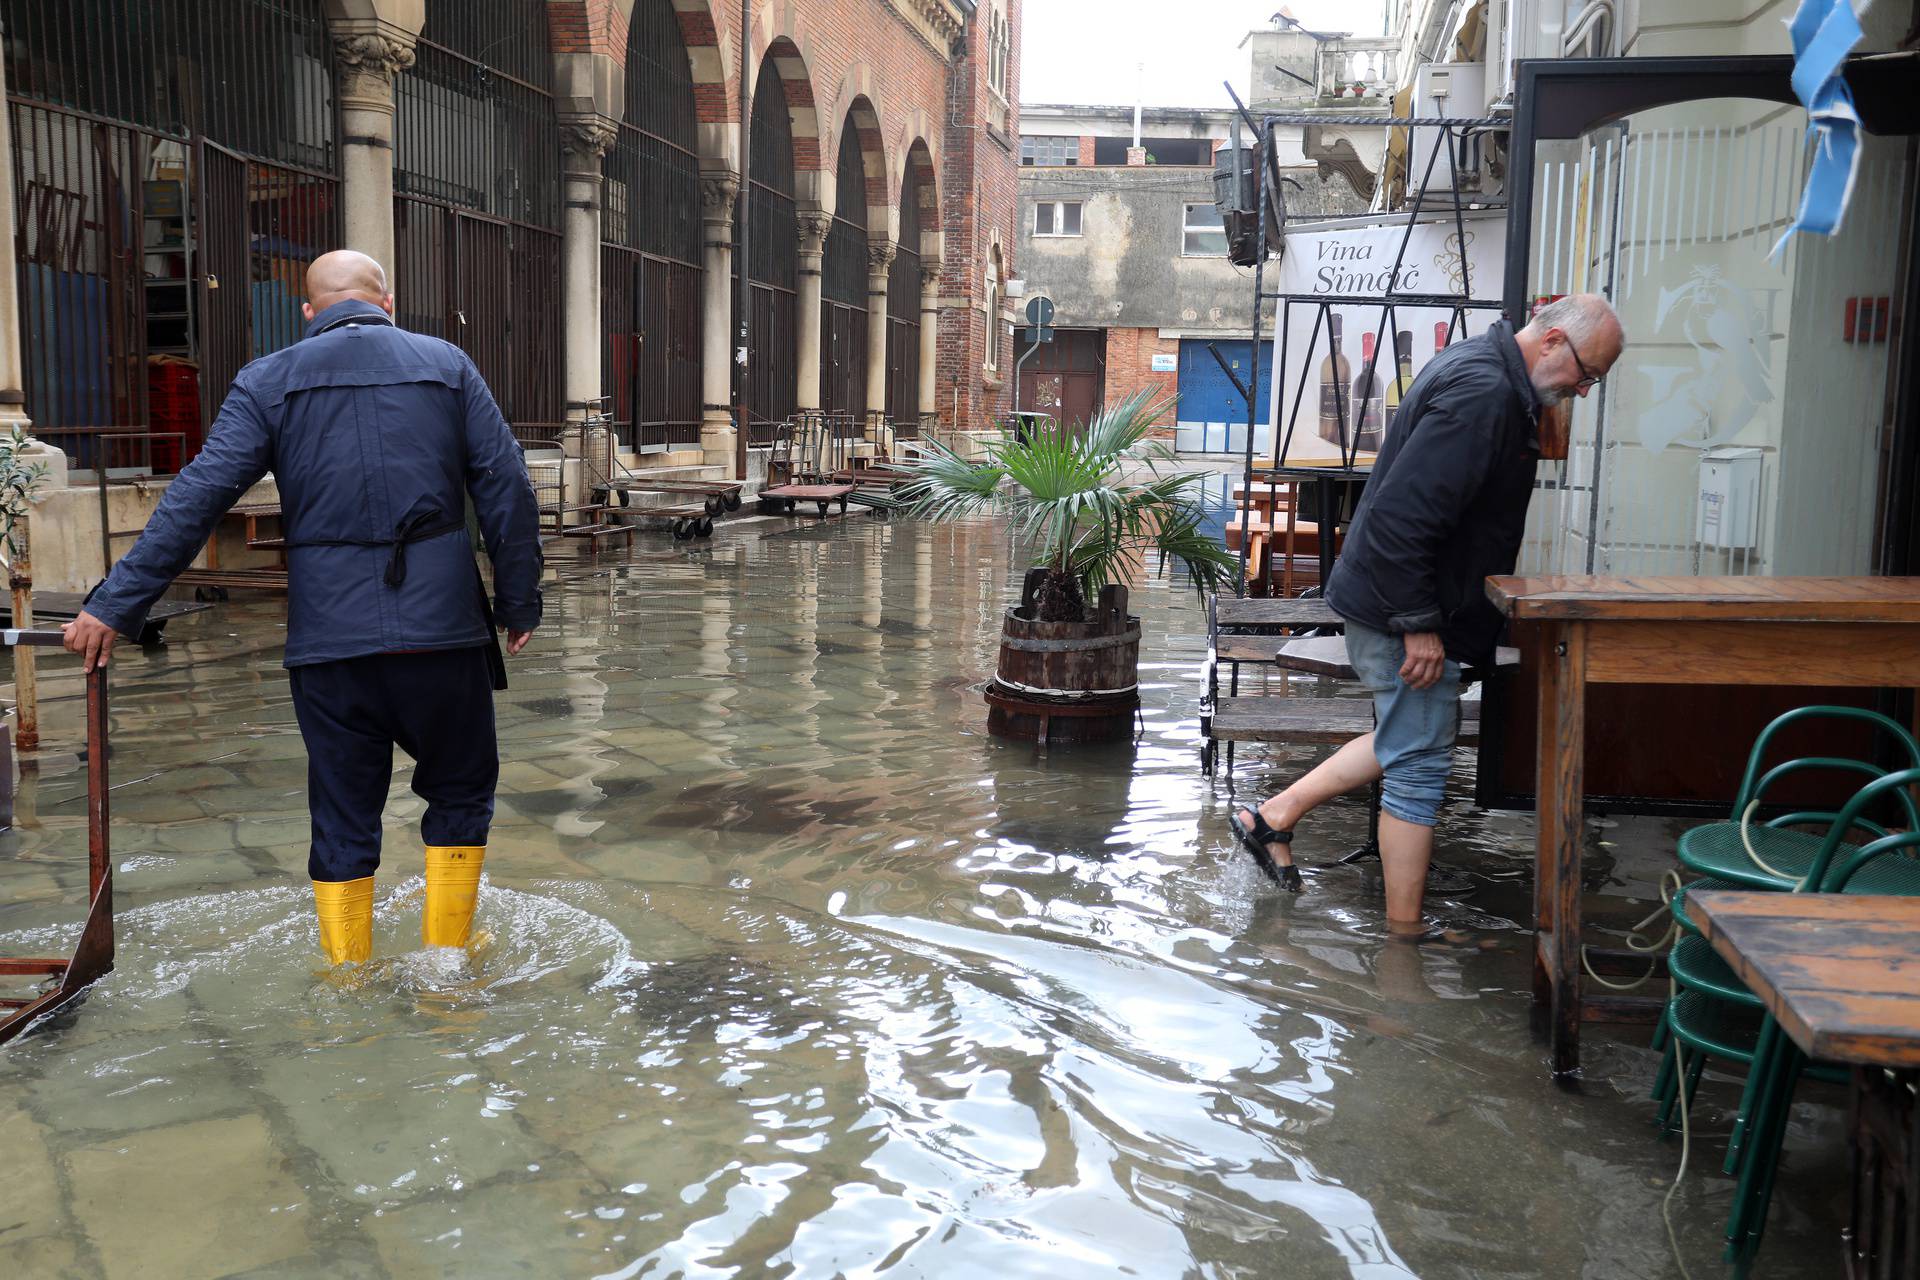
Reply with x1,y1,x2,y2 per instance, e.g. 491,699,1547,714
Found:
0,516,1844,1278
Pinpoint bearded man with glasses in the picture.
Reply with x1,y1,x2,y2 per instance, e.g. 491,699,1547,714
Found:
1232,293,1623,936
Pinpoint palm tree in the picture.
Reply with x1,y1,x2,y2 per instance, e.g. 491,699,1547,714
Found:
895,391,1237,622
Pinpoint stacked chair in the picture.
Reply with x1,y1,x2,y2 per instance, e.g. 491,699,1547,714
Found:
1650,707,1920,1274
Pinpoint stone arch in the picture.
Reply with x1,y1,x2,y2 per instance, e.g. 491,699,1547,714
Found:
752,35,821,204
663,0,734,129
900,135,941,261
835,94,892,234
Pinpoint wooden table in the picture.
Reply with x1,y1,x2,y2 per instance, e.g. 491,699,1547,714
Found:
1485,575,1920,1075
1695,892,1920,1277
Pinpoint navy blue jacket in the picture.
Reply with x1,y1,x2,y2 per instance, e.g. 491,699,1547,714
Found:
1324,319,1541,666
88,300,543,667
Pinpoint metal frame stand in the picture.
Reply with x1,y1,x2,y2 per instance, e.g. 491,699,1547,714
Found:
0,633,113,1045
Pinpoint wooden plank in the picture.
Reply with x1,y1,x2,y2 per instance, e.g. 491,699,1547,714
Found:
0,958,67,976
1695,891,1920,1067
1212,697,1480,745
1212,698,1375,744
1214,597,1341,628
1487,575,1920,624
1216,640,1282,665
1580,619,1920,687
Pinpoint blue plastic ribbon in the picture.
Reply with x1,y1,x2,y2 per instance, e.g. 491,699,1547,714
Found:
1773,0,1865,257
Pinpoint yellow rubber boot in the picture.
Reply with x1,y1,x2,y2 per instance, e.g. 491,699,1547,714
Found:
312,878,374,966
423,846,485,948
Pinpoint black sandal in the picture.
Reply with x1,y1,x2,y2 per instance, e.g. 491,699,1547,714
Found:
1229,807,1305,892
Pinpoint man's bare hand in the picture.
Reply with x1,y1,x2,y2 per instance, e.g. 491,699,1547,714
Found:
506,628,533,657
1399,631,1446,690
61,611,118,673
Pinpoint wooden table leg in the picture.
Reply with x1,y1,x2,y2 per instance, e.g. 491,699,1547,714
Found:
1535,620,1588,1075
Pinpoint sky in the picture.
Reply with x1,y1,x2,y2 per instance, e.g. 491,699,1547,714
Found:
1019,0,1391,110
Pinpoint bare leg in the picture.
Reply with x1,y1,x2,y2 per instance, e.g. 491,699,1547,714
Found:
1378,810,1434,933
1236,732,1384,868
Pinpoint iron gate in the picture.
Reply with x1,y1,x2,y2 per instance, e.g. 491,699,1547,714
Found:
393,2,564,448
7,0,340,476
601,0,704,454
821,128,868,426
886,164,923,429
743,65,798,441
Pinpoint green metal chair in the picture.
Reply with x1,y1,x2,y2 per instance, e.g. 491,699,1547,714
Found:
1675,706,1920,890
1712,772,1920,1274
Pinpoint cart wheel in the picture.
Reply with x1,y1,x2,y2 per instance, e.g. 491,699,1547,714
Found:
696,516,714,538
611,488,630,508
838,497,849,514
816,501,830,516
704,494,721,516
724,491,742,511
672,518,692,540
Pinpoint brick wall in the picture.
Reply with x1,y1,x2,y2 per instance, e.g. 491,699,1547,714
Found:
1077,134,1096,167
1102,327,1180,437
542,0,1017,434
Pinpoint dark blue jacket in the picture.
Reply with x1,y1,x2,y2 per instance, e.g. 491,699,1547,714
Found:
1324,319,1541,666
88,300,543,667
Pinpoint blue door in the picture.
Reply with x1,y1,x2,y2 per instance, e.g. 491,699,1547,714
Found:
1177,339,1271,453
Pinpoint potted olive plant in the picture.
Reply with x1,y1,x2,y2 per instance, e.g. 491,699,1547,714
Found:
897,391,1236,742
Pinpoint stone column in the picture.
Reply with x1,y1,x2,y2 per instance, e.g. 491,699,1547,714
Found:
559,117,617,463
698,172,741,475
864,241,896,440
794,211,831,412
0,31,36,749
331,29,418,279
917,261,942,426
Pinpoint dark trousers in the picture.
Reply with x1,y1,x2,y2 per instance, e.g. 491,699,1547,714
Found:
288,646,498,882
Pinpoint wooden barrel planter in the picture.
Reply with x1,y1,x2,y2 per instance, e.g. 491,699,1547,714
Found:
984,578,1140,743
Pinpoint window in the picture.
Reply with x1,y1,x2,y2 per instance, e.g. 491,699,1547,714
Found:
987,5,1010,98
1033,200,1083,237
1021,135,1078,167
985,250,1004,371
1182,202,1227,256
1090,136,1215,166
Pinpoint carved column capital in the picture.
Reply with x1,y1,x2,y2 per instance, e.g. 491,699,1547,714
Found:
332,29,417,114
699,173,741,228
919,261,944,290
561,117,619,165
796,210,833,258
867,241,899,275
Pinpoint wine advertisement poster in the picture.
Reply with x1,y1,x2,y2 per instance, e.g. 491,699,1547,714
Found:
1265,210,1506,467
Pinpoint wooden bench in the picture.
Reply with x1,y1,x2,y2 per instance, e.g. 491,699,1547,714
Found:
1212,695,1482,745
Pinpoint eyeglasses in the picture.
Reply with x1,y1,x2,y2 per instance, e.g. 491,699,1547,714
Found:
1563,333,1603,391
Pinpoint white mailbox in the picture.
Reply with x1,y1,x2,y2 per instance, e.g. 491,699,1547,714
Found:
1697,447,1764,549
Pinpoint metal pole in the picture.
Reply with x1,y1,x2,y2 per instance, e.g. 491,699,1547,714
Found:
8,515,34,750
732,0,753,475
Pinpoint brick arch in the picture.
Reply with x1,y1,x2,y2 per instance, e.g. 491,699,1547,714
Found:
662,0,734,125
755,36,821,178
833,94,892,237
900,135,941,260
542,0,628,59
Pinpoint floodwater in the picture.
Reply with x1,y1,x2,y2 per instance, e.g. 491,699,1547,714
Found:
0,514,1847,1278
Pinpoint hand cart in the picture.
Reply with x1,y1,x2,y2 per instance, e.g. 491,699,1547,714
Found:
0,632,113,1045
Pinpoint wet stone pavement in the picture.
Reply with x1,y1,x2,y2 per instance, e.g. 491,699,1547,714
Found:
0,513,1847,1278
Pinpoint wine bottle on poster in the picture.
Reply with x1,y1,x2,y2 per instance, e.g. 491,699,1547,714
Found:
1384,329,1414,434
1434,321,1451,354
1353,331,1384,452
1318,314,1351,446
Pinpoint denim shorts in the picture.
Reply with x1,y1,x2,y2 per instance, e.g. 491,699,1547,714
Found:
1343,620,1462,827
